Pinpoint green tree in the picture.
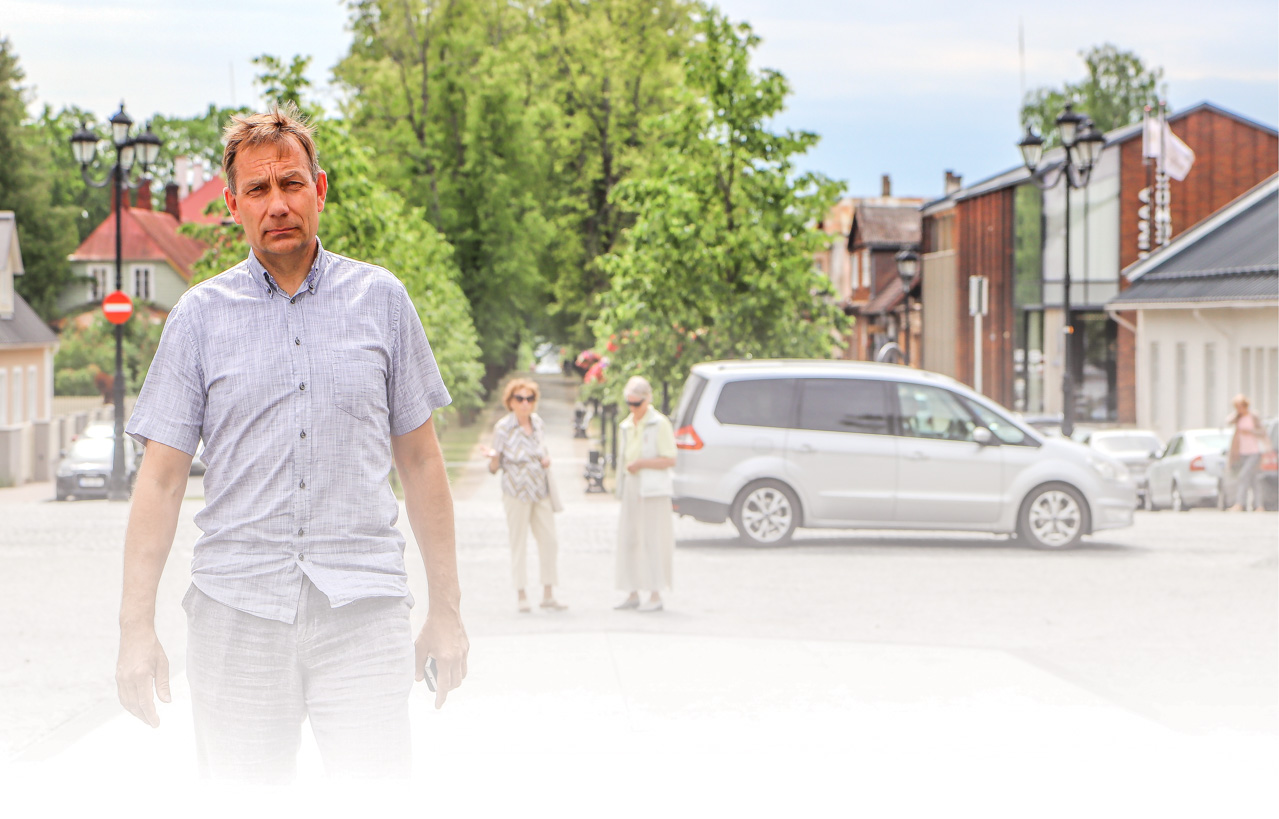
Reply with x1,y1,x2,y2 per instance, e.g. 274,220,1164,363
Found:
1021,44,1165,145
593,9,845,398
53,313,163,396
0,37,79,320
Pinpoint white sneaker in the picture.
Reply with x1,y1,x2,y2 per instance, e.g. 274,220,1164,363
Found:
637,599,664,613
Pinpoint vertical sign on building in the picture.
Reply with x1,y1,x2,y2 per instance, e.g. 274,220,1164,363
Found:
1137,103,1195,261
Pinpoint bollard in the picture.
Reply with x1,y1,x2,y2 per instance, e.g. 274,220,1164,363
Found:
583,448,607,493
573,406,588,439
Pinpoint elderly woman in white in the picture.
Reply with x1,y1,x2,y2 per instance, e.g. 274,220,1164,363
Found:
613,376,677,612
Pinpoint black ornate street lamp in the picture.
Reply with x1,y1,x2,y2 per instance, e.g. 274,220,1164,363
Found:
895,248,920,366
70,102,162,500
1018,102,1106,437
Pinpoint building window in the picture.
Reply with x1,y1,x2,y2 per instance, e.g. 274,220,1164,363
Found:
1241,348,1252,400
133,267,153,301
1175,342,1187,432
1150,342,1160,428
1204,343,1216,429
861,249,871,289
89,265,111,301
26,366,36,423
11,366,23,425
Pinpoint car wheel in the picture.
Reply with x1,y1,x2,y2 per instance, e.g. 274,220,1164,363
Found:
1143,490,1158,512
1018,483,1088,549
55,489,67,502
1171,481,1189,512
731,480,800,546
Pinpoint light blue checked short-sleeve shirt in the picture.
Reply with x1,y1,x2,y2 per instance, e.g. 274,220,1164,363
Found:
127,239,451,623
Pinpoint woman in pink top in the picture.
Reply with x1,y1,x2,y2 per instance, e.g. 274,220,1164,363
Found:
1226,394,1272,511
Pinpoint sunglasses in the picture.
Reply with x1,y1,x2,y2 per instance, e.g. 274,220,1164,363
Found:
626,398,646,407
511,394,537,404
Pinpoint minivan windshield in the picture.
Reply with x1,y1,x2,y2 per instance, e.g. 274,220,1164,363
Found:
68,438,113,463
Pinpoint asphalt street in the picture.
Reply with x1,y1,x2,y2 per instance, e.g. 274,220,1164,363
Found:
1,373,1276,816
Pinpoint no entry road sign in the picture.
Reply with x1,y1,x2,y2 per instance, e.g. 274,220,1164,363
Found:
103,290,133,325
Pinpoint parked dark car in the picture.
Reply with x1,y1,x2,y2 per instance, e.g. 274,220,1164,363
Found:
55,434,138,501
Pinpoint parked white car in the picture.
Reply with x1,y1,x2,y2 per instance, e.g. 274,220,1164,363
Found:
1144,428,1231,511
1081,429,1163,506
671,360,1137,549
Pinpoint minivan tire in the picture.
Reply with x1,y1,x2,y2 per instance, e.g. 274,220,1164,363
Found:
731,480,800,546
1018,482,1088,549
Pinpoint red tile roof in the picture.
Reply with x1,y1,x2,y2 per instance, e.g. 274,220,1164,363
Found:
180,174,229,224
69,207,207,282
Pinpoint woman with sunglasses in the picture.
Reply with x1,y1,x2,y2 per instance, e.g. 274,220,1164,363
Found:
614,376,677,612
488,378,566,613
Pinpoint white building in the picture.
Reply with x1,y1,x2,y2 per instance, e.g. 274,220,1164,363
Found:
1108,175,1279,440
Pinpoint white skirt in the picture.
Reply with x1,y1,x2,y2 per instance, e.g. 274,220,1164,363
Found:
614,475,674,592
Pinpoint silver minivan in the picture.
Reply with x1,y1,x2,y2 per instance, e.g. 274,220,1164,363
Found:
671,360,1137,548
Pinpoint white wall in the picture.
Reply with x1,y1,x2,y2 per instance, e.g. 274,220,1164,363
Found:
1137,305,1279,440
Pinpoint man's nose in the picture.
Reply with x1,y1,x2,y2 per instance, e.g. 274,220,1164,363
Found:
265,185,290,214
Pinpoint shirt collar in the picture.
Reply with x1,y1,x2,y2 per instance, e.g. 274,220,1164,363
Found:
247,237,330,299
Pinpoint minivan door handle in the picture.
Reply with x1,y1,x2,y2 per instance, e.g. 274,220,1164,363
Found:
795,443,816,454
905,450,927,461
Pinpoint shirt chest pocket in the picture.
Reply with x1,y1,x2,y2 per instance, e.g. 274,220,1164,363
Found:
333,349,387,422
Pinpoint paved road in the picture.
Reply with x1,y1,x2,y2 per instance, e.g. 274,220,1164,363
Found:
1,373,1276,814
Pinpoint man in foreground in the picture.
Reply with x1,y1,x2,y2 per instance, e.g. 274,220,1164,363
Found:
116,104,468,780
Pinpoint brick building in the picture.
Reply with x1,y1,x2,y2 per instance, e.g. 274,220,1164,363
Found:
920,102,1277,424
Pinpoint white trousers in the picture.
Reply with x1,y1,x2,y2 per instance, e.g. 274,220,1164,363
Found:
503,494,559,590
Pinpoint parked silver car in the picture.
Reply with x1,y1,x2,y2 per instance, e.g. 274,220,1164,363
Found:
671,360,1137,548
55,432,138,501
1144,428,1231,511
1082,429,1163,505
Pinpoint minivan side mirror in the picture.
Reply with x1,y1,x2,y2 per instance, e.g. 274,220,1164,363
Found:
973,427,999,447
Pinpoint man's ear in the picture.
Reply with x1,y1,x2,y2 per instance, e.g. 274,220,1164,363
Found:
315,170,328,213
223,186,242,225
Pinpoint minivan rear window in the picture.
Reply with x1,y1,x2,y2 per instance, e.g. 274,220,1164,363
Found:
714,378,798,428
797,378,891,435
674,374,708,429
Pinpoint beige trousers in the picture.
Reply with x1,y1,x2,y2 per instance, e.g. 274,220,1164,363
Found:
503,493,559,590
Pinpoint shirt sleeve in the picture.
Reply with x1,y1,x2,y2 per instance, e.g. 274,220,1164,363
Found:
656,415,677,459
125,297,205,455
388,284,452,437
491,417,510,460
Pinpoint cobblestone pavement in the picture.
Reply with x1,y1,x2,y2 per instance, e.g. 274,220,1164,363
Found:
1,373,1276,772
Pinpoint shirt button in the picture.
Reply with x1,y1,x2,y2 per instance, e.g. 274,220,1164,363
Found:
295,337,301,346
300,431,307,439
298,528,305,537
299,383,306,391
299,480,306,489
290,297,297,304
298,553,306,562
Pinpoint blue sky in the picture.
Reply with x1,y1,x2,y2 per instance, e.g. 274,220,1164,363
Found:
5,0,1276,198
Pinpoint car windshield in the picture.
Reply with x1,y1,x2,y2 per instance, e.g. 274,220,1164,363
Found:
1188,432,1230,452
68,438,114,463
1093,434,1161,454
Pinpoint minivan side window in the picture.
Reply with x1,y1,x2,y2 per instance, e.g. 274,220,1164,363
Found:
960,396,1029,445
796,378,890,435
893,383,975,442
714,378,798,428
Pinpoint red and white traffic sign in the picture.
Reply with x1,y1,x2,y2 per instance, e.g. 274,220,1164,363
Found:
102,290,133,325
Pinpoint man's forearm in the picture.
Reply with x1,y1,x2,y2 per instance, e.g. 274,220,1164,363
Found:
402,457,461,614
120,470,185,630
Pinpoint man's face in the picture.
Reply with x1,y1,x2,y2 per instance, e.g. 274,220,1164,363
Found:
224,138,327,269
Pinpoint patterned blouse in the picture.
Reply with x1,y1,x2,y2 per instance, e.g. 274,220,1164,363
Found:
492,412,550,503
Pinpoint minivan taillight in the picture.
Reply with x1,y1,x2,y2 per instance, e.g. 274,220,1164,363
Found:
674,425,704,450
1189,455,1205,471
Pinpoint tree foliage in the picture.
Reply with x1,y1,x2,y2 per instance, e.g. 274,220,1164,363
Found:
1022,44,1165,145
53,313,163,396
0,38,79,320
592,9,845,399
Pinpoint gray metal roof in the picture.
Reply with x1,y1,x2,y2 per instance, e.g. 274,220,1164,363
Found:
0,291,58,346
1109,183,1278,306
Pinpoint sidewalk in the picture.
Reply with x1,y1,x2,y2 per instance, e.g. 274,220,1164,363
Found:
5,373,1276,816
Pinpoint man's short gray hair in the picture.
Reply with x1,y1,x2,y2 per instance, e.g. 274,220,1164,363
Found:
624,376,653,400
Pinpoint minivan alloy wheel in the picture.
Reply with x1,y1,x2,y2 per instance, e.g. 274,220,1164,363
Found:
1020,484,1085,548
733,481,799,545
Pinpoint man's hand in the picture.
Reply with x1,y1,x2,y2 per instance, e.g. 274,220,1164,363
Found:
116,625,170,727
414,613,469,709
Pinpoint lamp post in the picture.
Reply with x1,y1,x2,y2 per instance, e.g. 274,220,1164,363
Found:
1017,102,1106,438
895,248,920,366
70,102,162,501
